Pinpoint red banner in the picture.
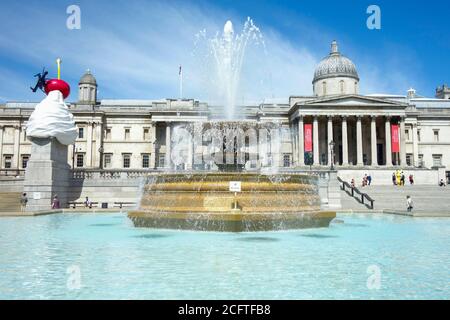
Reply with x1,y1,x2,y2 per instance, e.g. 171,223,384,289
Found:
391,124,400,153
304,124,313,152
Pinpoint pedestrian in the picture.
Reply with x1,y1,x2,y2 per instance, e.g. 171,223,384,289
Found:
351,178,355,188
406,196,413,212
439,179,446,187
20,193,28,212
52,195,60,209
367,174,372,186
401,173,405,186
392,172,396,186
85,196,92,209
409,174,414,185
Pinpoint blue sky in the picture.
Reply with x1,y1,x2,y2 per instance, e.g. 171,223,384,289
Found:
0,0,449,103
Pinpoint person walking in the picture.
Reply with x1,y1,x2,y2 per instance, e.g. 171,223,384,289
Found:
401,173,405,186
20,193,28,212
409,174,414,185
406,196,413,212
392,172,396,186
367,174,372,186
52,195,60,209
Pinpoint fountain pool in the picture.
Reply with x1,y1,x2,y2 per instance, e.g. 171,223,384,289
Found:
0,212,449,299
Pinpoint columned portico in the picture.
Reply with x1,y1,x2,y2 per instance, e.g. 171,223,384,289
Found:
371,116,378,166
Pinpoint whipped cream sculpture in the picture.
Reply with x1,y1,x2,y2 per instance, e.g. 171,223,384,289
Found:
27,59,78,145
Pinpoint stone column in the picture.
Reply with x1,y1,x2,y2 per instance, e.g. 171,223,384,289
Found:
95,122,102,168
341,116,348,166
165,122,171,169
23,137,71,211
385,117,392,166
327,116,333,166
0,125,4,167
356,116,363,166
150,123,156,169
400,117,407,166
298,117,305,166
412,124,419,167
313,116,319,166
13,125,21,168
86,122,93,168
371,116,378,166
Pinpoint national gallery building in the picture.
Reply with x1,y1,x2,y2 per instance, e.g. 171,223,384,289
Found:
1,41,450,183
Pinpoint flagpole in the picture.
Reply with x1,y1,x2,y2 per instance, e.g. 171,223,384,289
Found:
179,66,183,99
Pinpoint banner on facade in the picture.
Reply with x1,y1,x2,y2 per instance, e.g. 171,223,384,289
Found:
304,124,313,152
391,124,400,153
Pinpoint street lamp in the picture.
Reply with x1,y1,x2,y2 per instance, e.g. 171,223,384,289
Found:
329,140,335,171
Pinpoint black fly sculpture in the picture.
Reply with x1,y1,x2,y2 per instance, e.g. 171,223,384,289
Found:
30,68,48,93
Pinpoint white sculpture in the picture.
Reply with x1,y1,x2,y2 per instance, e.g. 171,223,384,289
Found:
26,90,78,145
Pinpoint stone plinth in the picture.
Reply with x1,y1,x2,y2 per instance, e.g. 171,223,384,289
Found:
23,137,71,211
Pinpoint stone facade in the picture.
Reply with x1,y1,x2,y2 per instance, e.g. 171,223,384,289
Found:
1,41,450,185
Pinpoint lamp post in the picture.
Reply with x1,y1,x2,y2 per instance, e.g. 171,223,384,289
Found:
329,140,335,171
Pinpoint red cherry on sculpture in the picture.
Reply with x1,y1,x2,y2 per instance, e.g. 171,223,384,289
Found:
44,79,70,99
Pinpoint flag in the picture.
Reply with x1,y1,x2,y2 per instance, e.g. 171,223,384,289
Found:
304,124,313,152
391,124,400,153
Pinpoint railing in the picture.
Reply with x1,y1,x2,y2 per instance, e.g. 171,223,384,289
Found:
71,168,162,180
0,169,26,177
337,176,375,209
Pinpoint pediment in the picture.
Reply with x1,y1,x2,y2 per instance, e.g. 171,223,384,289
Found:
301,95,406,108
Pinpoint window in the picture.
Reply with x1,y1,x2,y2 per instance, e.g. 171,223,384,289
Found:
405,129,410,141
21,155,30,169
418,154,424,168
23,130,27,141
432,154,442,167
105,128,111,140
433,130,439,142
104,154,112,169
143,128,150,141
3,155,12,169
123,154,131,168
76,154,84,168
283,154,291,167
339,80,345,94
322,82,327,95
124,128,130,141
158,154,165,168
142,154,150,168
354,82,358,94
78,127,84,139
406,154,412,166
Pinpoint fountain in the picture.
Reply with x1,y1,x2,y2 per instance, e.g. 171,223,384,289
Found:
128,19,336,231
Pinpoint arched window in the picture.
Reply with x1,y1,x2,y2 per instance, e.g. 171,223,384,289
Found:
322,81,327,95
340,80,345,94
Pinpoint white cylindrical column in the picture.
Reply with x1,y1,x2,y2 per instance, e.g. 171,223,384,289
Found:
313,116,319,166
356,116,363,166
13,125,21,168
400,117,407,166
412,124,419,167
327,116,333,166
165,122,171,169
385,117,392,166
371,116,378,166
150,123,157,169
341,116,348,166
298,117,305,166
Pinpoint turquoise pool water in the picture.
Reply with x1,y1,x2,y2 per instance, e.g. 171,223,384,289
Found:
0,213,448,299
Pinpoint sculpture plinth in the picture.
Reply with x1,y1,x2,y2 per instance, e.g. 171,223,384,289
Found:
23,137,71,211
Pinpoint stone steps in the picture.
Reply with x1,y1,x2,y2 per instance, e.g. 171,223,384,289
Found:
0,192,22,212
